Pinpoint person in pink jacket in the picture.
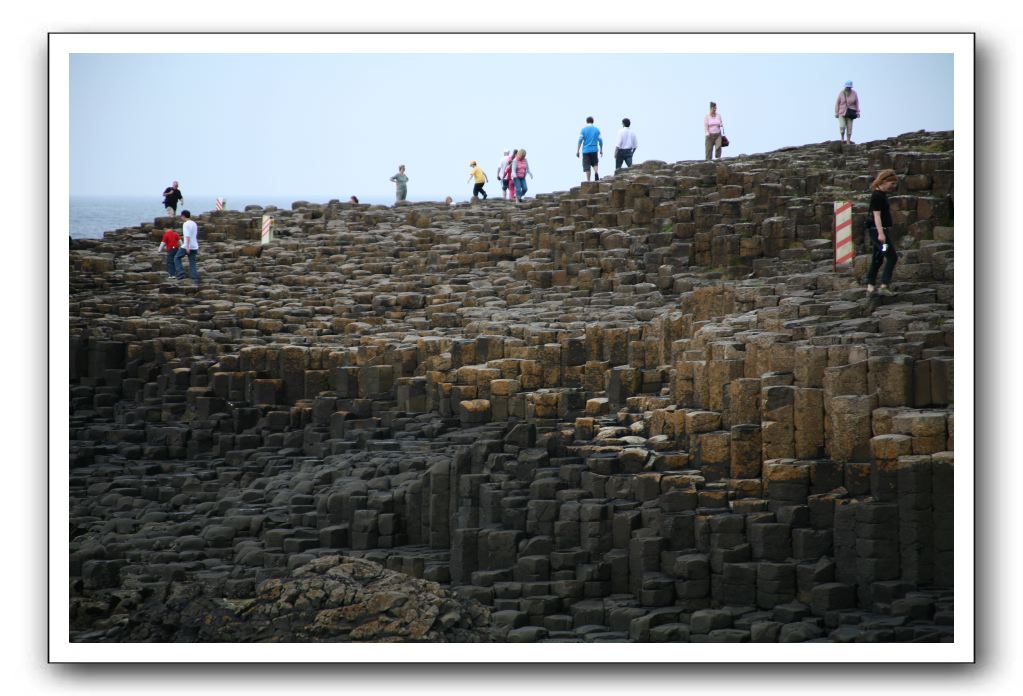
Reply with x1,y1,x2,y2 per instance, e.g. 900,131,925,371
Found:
704,102,724,160
504,149,518,200
835,81,861,144
512,149,533,203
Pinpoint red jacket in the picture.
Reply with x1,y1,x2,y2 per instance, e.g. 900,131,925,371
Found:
161,229,180,250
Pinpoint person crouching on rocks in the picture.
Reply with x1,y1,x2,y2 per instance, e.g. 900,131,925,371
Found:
866,169,899,296
512,149,532,203
467,160,489,200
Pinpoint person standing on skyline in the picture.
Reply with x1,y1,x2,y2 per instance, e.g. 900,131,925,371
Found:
162,181,183,216
497,150,514,200
614,117,638,171
576,116,603,182
835,80,861,144
512,149,532,203
704,102,724,161
504,150,518,200
467,160,489,200
390,165,408,202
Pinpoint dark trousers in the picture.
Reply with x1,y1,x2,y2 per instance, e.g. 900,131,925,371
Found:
472,182,488,199
615,148,634,170
866,225,898,285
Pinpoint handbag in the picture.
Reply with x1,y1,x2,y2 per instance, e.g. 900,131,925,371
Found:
720,134,729,147
845,108,858,119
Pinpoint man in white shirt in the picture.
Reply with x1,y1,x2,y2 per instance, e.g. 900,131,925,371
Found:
614,118,638,171
175,209,200,287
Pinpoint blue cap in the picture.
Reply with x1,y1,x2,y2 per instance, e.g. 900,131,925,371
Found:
845,80,853,87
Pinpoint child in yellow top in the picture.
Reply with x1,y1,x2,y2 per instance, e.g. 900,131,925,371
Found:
467,160,489,200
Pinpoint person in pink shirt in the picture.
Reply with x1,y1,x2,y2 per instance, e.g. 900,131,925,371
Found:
512,149,533,203
704,101,724,161
835,81,861,144
504,149,518,200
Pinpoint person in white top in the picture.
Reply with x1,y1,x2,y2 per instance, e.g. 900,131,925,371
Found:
497,150,515,200
175,209,200,286
614,118,638,171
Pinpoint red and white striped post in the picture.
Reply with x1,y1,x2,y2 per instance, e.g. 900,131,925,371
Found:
833,200,854,270
215,197,225,211
260,214,274,245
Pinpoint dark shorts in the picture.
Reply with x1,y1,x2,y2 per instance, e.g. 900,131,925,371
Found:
582,152,599,171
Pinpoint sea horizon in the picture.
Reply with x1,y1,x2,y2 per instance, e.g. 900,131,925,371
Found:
67,193,456,240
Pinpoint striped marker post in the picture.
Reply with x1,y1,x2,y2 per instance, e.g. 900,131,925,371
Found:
260,215,274,245
833,200,854,270
215,197,225,211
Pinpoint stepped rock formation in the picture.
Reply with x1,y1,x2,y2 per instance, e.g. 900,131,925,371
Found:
69,131,956,644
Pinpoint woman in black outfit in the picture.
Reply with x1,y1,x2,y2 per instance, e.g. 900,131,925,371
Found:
866,168,899,296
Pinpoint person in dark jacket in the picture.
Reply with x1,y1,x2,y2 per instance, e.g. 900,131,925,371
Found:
866,169,899,296
162,181,183,216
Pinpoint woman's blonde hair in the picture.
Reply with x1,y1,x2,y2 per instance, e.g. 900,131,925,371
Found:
517,149,526,158
871,169,897,190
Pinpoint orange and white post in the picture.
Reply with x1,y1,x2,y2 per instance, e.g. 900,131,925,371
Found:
261,214,274,245
833,200,854,270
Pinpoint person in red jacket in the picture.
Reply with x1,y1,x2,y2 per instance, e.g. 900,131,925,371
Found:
157,228,180,278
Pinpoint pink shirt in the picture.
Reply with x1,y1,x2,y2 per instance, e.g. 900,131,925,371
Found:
704,114,723,135
835,89,860,117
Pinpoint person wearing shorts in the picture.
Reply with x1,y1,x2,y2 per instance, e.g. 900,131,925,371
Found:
162,181,183,216
497,150,514,199
576,116,603,182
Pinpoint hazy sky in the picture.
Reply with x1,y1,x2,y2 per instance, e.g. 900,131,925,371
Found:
69,51,953,202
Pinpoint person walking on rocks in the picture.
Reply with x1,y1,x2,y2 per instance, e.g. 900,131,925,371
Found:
704,102,725,160
504,150,518,200
614,117,638,171
497,150,515,200
162,180,183,216
576,116,603,182
467,160,489,200
511,149,532,203
157,227,180,279
175,210,200,287
865,169,899,296
835,81,860,144
390,165,408,202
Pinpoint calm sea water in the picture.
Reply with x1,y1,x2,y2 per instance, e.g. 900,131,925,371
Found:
68,195,391,240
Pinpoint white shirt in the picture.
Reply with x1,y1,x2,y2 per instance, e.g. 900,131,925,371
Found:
616,127,638,150
182,219,199,250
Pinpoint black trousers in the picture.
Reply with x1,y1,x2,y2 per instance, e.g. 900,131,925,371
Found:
472,182,487,199
866,224,898,286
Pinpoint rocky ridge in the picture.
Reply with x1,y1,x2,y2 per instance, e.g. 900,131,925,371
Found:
69,131,955,643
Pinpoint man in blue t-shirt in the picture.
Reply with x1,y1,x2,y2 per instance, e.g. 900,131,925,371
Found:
575,116,604,182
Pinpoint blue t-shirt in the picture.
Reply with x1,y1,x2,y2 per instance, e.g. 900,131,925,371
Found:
578,125,603,153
